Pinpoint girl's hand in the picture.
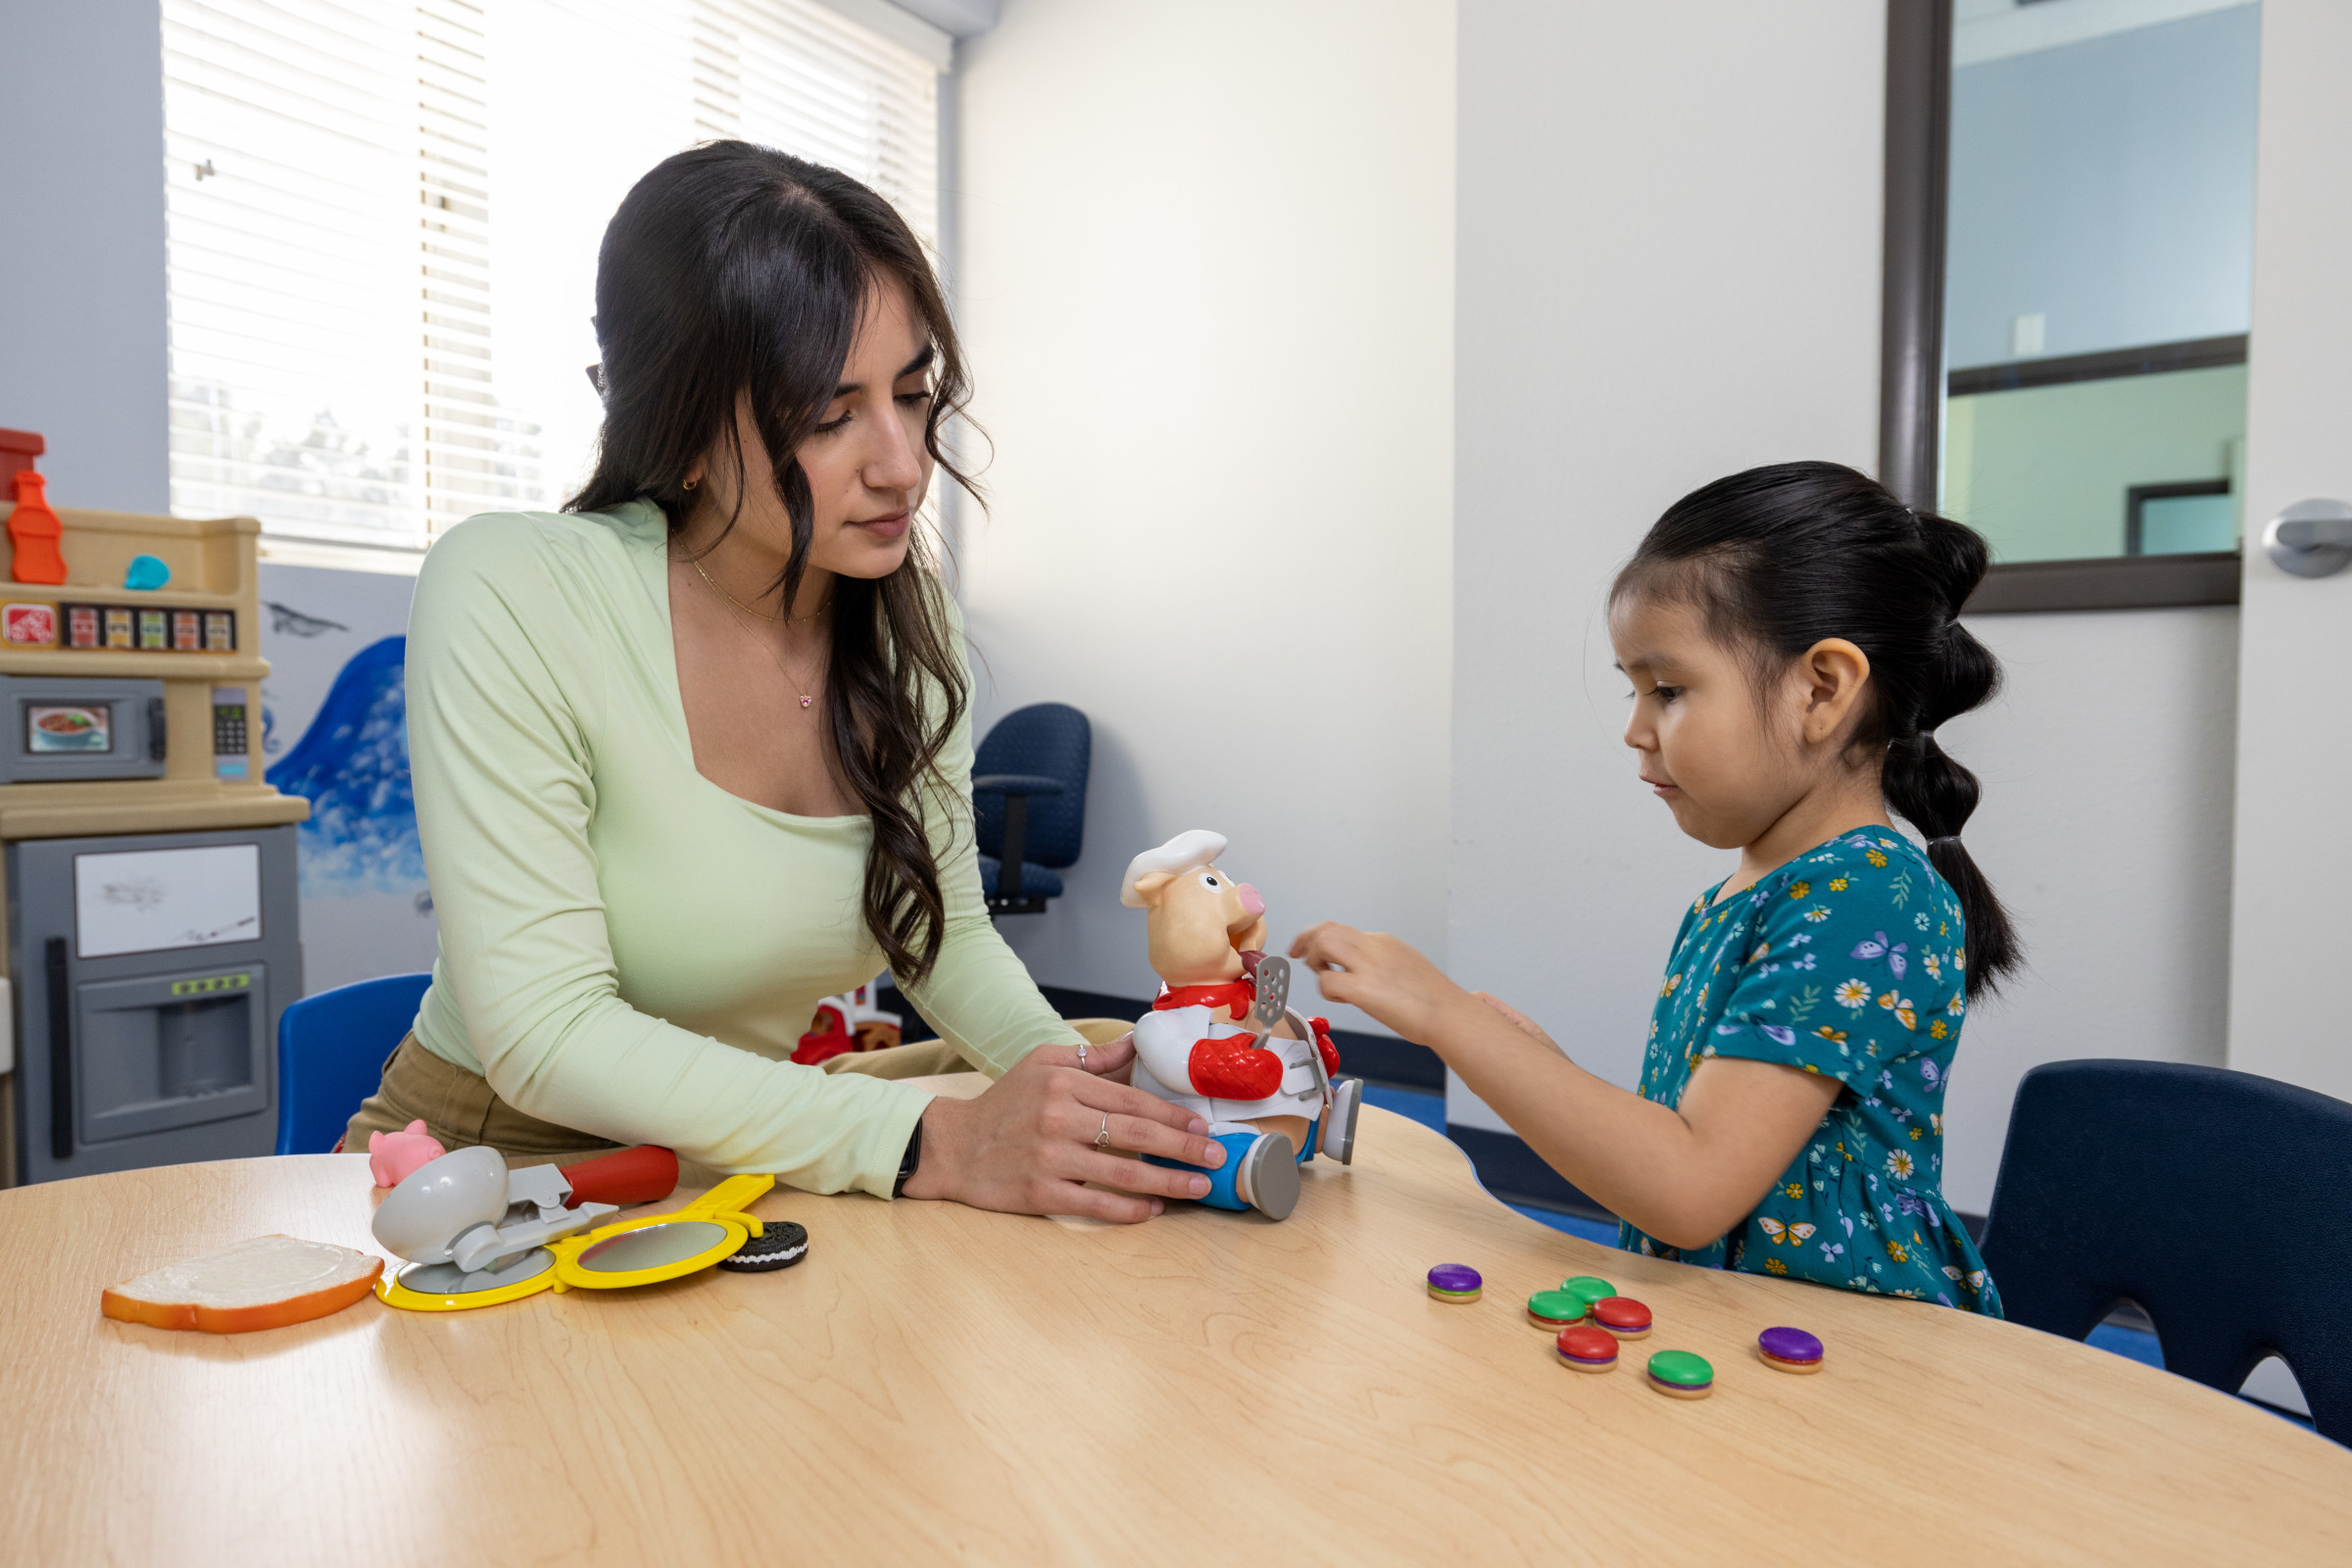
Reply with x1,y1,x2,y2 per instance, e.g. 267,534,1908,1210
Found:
899,1039,1225,1222
1288,922,1466,1044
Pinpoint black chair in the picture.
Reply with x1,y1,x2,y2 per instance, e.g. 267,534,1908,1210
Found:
1979,1059,2352,1444
972,703,1090,916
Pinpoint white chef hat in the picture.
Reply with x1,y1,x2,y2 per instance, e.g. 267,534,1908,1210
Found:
1120,829,1228,907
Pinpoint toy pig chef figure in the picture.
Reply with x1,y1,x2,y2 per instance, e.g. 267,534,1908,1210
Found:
1122,830,1359,1219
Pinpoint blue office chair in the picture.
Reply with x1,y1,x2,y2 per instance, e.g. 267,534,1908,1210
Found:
972,703,1091,915
1978,1059,2352,1444
273,972,434,1154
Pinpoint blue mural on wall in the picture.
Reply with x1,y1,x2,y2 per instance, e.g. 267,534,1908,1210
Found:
265,635,426,898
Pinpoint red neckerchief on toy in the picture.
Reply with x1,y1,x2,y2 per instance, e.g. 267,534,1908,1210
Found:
1154,979,1255,1019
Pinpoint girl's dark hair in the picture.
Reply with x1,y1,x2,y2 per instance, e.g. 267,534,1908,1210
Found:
568,142,972,983
1612,461,2019,998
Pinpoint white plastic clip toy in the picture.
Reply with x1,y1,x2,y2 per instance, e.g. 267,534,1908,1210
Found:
372,1146,617,1279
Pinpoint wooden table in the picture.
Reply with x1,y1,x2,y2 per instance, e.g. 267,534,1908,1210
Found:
3,1093,2345,1566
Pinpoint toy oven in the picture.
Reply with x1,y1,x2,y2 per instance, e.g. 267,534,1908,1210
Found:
0,675,166,783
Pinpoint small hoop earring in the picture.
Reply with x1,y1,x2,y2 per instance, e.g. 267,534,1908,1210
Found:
683,476,699,491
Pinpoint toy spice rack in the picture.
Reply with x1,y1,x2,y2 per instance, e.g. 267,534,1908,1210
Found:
0,499,306,843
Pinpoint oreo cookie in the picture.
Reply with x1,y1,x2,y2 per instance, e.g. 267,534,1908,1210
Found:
716,1219,809,1272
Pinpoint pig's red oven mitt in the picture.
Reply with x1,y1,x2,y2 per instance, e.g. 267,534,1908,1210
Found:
1189,1035,1285,1101
1309,1016,1341,1078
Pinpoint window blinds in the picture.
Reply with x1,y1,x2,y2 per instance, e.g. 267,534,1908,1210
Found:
162,0,943,550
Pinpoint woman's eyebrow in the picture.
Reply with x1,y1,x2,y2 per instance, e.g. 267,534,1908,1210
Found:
831,344,937,400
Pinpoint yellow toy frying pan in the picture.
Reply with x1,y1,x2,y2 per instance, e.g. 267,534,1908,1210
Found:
377,1175,776,1312
549,1174,774,1291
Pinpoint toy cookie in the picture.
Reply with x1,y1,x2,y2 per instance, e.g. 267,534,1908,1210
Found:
1758,1326,1825,1373
1555,1326,1620,1372
1427,1264,1483,1302
1646,1349,1715,1399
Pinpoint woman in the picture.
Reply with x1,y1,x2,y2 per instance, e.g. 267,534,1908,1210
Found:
344,142,1222,1221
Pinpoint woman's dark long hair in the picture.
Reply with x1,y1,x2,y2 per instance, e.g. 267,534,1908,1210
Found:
568,142,971,983
1612,461,2020,999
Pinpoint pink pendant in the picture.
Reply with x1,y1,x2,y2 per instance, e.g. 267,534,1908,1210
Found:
799,695,812,709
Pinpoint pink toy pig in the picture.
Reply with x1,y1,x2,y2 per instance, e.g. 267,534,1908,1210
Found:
368,1119,447,1188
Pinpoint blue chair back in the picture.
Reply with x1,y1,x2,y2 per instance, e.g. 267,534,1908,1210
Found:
975,703,1091,868
273,972,434,1154
1979,1058,2352,1444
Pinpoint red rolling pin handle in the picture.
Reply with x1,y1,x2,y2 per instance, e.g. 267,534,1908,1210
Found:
557,1145,679,1206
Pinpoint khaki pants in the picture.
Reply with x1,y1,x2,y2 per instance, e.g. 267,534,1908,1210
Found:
341,1033,981,1169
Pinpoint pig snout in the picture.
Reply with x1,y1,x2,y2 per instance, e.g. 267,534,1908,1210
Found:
1237,883,1265,919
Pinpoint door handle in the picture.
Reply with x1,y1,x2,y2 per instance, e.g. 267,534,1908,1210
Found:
47,937,72,1160
2261,498,2352,578
147,696,168,762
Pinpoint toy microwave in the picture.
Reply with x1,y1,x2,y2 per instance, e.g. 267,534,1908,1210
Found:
0,675,168,783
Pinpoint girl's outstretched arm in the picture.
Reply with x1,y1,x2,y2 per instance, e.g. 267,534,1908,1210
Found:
1290,922,1839,1250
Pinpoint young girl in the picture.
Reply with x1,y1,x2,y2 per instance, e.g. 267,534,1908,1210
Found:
1292,461,2014,1312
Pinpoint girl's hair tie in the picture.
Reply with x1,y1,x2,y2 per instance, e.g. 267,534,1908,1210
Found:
1927,835,1963,849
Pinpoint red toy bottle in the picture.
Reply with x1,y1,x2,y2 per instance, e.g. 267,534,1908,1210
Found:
7,471,68,585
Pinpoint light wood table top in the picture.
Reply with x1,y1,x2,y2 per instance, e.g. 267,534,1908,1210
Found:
2,1087,2344,1566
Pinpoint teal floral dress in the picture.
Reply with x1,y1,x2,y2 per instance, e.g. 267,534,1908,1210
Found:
1618,828,2003,1316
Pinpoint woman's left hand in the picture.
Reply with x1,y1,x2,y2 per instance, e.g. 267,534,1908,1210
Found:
899,1038,1222,1222
1288,922,1466,1044
1073,1031,1137,1086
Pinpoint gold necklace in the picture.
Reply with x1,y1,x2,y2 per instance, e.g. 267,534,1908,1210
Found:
691,555,828,625
687,560,828,711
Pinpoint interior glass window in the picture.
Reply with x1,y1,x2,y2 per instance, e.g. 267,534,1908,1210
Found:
1941,0,2261,564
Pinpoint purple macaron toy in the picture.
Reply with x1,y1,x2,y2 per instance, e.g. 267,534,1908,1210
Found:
1427,1264,1483,1302
1758,1325,1825,1373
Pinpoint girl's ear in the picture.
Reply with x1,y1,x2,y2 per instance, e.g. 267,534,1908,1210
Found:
1797,638,1872,745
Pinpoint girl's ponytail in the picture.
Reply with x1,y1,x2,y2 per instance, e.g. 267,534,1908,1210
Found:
1882,621,2018,999
1614,462,2022,1000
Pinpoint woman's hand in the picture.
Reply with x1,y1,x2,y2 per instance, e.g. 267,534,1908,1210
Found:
1074,1031,1137,1086
899,1037,1227,1222
1288,922,1468,1044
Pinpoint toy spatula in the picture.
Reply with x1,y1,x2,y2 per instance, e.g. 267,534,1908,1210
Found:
1250,956,1292,1032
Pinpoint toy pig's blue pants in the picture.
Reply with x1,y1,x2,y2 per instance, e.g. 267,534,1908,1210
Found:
1145,1122,1316,1212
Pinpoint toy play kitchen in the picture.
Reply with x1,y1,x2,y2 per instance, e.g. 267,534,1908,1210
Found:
0,431,307,1187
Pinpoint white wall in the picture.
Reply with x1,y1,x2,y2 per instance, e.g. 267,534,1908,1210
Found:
2228,0,2352,1101
951,0,1456,1027
1938,608,2238,1211
1446,1,1887,1132
0,0,170,512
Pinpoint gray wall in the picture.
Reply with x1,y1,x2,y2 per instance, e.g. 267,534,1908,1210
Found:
1945,5,2260,367
0,0,170,512
1447,0,1886,1126
952,0,1457,1027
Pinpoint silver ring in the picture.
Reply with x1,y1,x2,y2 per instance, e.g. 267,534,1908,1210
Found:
1076,1042,1089,1071
1095,1112,1111,1151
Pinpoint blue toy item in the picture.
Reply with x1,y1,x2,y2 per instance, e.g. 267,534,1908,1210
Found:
1979,1059,2352,1444
973,702,1090,915
122,554,171,591
1146,1125,1312,1216
274,971,434,1154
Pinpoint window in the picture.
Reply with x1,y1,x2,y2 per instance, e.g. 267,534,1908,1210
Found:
1880,0,2262,612
162,0,944,555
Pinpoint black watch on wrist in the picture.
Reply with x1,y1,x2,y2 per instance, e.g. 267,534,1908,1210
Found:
893,1117,924,1197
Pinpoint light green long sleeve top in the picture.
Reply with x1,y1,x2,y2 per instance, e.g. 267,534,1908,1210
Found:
405,501,1081,1197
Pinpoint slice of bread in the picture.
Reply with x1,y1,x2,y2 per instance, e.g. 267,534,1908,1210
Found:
102,1235,384,1334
